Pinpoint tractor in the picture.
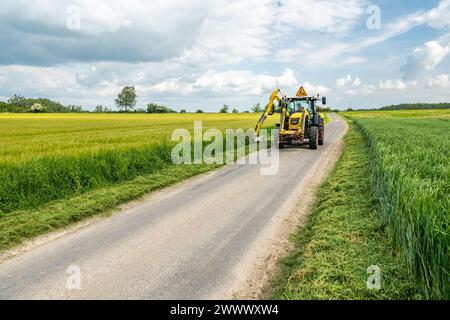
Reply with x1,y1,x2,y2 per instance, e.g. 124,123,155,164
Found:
255,86,326,149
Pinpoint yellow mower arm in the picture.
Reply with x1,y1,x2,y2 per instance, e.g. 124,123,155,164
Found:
255,89,281,136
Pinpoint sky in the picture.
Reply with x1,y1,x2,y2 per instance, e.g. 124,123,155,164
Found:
0,0,450,111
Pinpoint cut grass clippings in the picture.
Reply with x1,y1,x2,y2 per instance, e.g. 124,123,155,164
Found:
272,121,422,300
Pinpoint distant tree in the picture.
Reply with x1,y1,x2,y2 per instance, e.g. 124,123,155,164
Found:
316,106,331,112
242,110,250,113
147,102,176,113
251,103,262,113
31,103,46,113
30,98,65,112
346,108,354,112
219,104,229,113
180,109,187,113
115,86,137,112
135,108,147,113
196,109,204,113
8,94,27,108
379,103,450,110
232,108,239,113
0,101,9,112
95,105,106,112
3,95,90,113
67,105,84,112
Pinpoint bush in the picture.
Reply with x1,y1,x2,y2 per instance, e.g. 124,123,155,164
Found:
0,102,10,112
147,103,176,113
31,103,46,113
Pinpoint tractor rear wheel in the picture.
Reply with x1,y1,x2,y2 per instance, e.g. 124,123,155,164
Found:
309,126,318,150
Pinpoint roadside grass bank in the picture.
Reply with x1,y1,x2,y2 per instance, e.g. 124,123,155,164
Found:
272,121,422,299
0,139,254,253
0,164,218,253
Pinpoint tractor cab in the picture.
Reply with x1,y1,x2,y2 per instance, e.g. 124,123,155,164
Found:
284,95,326,126
286,98,313,114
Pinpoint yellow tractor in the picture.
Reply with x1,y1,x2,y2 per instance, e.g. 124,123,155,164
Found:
255,86,326,149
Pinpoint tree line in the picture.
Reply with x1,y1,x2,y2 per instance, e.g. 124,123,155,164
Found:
0,95,84,113
4,85,449,114
345,102,450,112
0,86,260,114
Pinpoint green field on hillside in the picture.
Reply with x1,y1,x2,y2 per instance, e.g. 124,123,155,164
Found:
274,109,449,300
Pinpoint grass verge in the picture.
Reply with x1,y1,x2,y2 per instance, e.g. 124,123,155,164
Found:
0,163,218,253
272,122,422,299
320,113,331,124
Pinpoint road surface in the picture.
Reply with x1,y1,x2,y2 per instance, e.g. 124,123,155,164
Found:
0,114,347,299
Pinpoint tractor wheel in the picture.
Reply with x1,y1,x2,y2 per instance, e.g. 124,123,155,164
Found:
309,126,318,150
318,121,325,145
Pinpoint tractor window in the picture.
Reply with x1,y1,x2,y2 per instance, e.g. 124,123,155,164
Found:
287,100,312,113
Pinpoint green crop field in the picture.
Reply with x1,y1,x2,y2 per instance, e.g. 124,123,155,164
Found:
274,109,449,300
0,113,277,165
0,113,277,251
343,109,450,299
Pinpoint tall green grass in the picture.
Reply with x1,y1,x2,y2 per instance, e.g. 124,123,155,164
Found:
344,110,449,299
0,113,277,215
0,144,173,213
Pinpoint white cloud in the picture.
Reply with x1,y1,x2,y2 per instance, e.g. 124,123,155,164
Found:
302,82,331,95
335,75,415,95
336,74,361,89
276,0,366,34
378,79,407,90
401,40,450,79
148,68,299,96
278,1,450,65
179,0,276,66
0,65,77,93
0,0,275,66
335,74,374,95
274,42,315,63
425,0,450,29
428,74,450,88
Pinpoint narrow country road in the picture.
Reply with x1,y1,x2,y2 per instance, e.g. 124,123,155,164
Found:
0,114,347,299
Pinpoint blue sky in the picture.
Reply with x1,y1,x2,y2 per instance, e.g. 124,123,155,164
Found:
0,0,449,111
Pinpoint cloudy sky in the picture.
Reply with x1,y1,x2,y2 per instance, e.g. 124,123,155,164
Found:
1,0,450,111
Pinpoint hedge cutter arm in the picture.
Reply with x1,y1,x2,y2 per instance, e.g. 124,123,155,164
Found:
255,89,281,137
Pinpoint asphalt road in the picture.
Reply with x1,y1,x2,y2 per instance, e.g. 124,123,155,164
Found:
0,114,347,299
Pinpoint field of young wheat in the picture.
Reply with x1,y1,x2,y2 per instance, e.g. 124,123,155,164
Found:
0,113,276,217
343,109,449,299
